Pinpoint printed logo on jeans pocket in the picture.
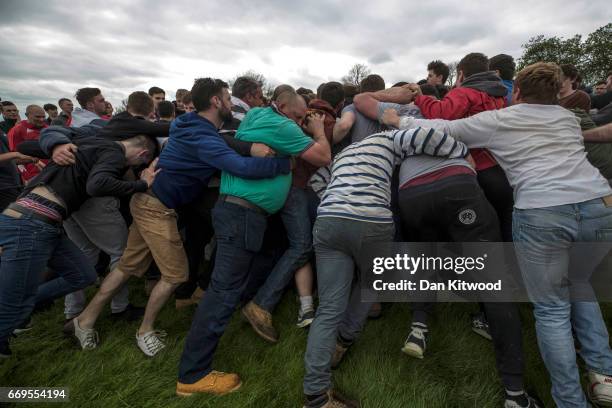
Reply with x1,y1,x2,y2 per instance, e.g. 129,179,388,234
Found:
458,209,476,225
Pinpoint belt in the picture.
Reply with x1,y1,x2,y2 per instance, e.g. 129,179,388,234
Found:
219,194,268,215
4,203,63,227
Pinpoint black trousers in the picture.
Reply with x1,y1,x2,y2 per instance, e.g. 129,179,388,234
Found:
175,188,219,299
477,165,514,242
398,174,524,391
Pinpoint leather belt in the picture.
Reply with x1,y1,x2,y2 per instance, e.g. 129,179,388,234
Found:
4,203,63,227
219,194,268,215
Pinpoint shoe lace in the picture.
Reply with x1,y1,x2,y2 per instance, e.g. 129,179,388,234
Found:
143,331,166,354
82,330,99,349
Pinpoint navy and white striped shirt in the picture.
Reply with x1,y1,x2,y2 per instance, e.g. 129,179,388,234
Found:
310,127,468,223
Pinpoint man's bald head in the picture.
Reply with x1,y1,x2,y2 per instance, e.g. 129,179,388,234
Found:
276,90,307,126
25,105,46,128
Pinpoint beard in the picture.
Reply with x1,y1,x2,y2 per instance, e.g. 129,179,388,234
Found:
219,106,233,123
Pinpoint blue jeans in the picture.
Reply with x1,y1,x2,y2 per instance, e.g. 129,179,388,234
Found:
304,217,394,396
513,198,612,408
253,186,312,312
0,213,96,343
178,201,267,383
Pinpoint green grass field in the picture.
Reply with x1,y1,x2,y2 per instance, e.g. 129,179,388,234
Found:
3,282,608,408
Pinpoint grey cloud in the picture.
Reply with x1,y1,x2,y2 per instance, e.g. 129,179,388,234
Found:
369,51,393,64
0,0,609,112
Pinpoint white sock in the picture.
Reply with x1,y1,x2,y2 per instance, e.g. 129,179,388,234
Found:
299,296,313,313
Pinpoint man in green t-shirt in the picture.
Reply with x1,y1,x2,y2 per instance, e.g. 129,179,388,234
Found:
176,89,331,396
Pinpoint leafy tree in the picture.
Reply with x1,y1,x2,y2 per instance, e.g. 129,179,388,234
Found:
517,23,611,84
582,23,612,83
341,63,371,86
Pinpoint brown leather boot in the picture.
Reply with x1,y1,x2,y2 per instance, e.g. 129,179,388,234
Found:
176,371,241,396
241,301,278,343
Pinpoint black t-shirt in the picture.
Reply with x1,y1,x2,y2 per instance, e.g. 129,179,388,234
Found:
22,137,147,217
0,133,21,190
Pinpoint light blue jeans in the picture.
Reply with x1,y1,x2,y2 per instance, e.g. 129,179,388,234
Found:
513,198,612,408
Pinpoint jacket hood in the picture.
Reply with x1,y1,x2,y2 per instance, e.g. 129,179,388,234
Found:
171,111,217,135
461,71,508,97
71,108,101,127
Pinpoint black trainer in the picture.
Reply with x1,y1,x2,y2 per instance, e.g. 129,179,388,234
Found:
504,390,543,408
401,322,428,359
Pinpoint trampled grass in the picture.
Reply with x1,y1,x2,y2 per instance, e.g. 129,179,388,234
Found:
3,282,606,407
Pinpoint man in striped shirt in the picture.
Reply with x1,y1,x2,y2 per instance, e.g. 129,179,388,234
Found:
303,127,469,408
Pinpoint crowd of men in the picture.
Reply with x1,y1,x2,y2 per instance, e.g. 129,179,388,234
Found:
1,53,612,408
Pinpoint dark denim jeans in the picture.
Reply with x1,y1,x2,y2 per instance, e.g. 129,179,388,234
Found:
178,200,267,383
0,213,96,343
254,186,312,312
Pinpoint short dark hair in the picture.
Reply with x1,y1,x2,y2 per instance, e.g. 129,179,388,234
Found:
457,53,489,79
192,78,228,112
427,60,450,84
58,98,71,106
296,87,313,96
124,134,157,161
489,54,516,80
232,77,260,100
419,84,440,99
560,64,579,81
75,87,101,108
43,103,57,112
595,80,607,86
319,81,345,108
360,74,385,92
157,100,175,118
127,91,154,117
181,91,192,105
316,83,326,98
343,83,359,97
148,86,165,96
392,81,409,87
1,101,15,107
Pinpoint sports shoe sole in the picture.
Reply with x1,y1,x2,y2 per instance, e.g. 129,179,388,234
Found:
401,343,424,359
176,381,242,397
296,317,314,328
471,327,493,341
241,309,278,343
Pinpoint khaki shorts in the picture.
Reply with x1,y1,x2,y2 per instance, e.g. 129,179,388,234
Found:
117,193,187,284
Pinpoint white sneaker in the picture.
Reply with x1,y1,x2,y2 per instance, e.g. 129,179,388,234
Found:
136,330,167,357
588,371,612,407
71,318,99,350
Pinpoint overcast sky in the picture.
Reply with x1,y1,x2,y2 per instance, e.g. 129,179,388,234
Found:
0,0,609,114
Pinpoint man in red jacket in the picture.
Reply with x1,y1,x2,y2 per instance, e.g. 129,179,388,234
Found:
7,105,48,183
409,52,514,341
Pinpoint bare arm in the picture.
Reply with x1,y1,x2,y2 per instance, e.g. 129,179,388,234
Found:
332,110,356,144
583,123,612,143
353,86,416,120
300,114,331,167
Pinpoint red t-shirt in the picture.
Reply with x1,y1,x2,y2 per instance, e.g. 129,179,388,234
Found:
8,120,49,182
